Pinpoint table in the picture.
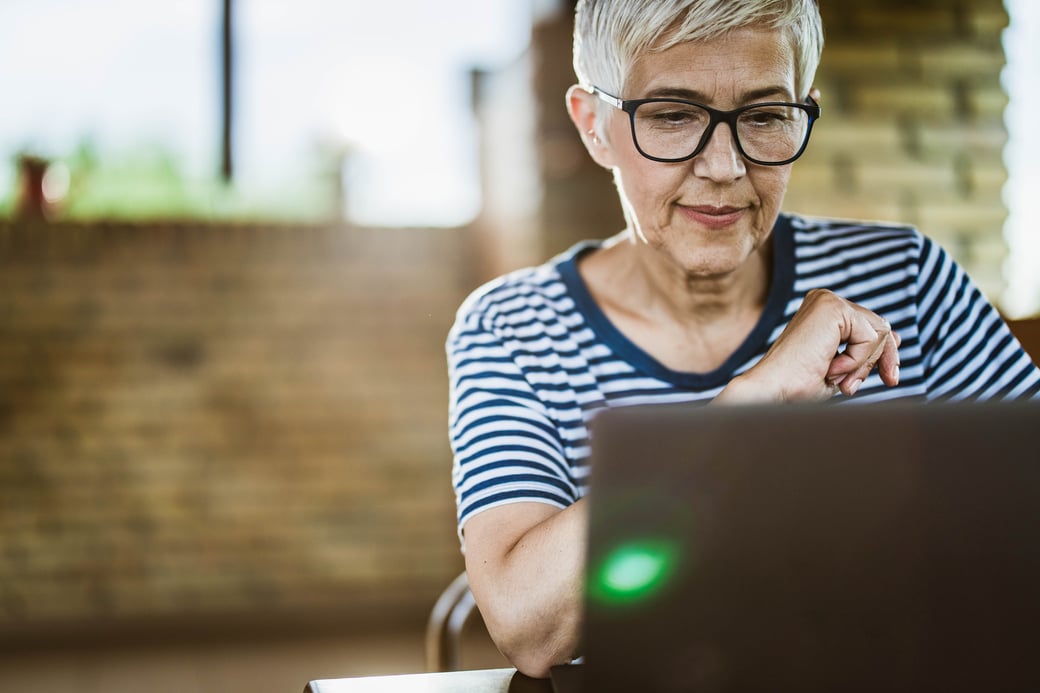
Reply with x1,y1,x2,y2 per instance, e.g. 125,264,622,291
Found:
304,667,556,693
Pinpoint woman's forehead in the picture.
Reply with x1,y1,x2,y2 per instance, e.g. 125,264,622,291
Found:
626,27,796,100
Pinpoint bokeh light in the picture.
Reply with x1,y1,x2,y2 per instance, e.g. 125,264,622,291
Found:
589,539,681,605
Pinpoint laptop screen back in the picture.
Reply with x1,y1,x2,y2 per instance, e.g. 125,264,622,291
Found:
582,401,1040,692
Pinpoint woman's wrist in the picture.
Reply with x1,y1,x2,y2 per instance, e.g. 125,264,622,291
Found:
713,371,780,405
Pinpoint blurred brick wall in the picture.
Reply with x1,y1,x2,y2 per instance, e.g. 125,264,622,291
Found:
0,222,474,642
533,10,627,265
786,0,1010,298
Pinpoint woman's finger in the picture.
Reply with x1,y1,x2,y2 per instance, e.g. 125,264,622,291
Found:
825,313,900,395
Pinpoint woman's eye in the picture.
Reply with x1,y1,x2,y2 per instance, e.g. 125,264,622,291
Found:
658,111,691,124
744,110,788,127
643,108,700,126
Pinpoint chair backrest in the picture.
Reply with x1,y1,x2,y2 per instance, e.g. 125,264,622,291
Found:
1008,317,1040,366
425,571,478,672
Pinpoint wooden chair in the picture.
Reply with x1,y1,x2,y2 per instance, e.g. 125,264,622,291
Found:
1008,317,1040,366
425,571,479,672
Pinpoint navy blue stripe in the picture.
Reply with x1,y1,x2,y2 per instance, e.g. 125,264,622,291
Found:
797,242,918,281
936,303,1001,368
458,425,562,458
459,443,565,470
918,258,956,355
929,319,1005,394
971,345,1026,398
460,457,577,492
794,224,914,249
916,238,947,315
462,489,573,518
463,473,574,498
453,355,518,370
830,279,913,306
454,384,543,406
453,410,562,450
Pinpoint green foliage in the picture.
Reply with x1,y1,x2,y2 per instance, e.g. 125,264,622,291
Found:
4,138,342,224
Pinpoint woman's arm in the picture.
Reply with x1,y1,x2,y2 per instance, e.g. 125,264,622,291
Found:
462,500,588,679
458,288,897,679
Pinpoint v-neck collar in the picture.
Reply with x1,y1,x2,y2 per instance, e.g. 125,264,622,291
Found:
556,214,795,389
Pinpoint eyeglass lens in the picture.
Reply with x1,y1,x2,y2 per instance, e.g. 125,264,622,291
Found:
632,102,811,163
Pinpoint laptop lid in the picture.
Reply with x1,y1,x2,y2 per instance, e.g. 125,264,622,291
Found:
581,400,1040,692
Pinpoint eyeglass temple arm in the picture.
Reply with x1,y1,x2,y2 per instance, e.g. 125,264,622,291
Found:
591,87,623,110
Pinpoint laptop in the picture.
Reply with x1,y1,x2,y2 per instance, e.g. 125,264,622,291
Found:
560,399,1040,692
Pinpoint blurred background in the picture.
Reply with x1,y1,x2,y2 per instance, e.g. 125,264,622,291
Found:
1,1,1038,691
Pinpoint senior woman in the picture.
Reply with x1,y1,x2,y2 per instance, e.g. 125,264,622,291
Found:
447,0,1040,678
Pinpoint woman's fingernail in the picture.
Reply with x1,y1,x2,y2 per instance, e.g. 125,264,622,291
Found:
848,378,863,396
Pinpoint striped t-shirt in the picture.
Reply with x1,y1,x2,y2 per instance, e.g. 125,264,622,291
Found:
447,214,1040,534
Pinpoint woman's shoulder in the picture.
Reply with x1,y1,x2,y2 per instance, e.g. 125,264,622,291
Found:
782,212,930,269
785,212,923,243
452,240,602,330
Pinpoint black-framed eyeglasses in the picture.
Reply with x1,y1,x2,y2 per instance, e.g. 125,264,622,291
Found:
592,87,821,166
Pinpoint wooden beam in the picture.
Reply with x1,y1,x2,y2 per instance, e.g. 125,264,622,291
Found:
221,0,234,182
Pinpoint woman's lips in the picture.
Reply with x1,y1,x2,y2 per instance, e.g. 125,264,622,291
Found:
679,205,746,229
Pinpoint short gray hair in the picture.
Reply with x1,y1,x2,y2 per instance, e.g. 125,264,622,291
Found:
573,0,823,101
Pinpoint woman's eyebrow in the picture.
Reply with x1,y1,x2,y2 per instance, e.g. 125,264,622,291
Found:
642,87,708,100
642,85,794,103
742,85,795,102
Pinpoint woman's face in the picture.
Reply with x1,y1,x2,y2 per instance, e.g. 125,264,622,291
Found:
601,27,799,279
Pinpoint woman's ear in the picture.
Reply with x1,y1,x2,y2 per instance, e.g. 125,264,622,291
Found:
809,86,821,103
566,84,615,169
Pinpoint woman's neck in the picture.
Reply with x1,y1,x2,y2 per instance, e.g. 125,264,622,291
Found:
577,230,774,373
592,230,771,323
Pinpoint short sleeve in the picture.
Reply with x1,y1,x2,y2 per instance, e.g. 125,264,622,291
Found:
915,236,1040,400
447,307,579,540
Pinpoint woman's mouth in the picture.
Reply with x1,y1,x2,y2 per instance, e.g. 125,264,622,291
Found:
679,204,746,229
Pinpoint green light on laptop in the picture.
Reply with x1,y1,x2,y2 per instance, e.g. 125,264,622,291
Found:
591,540,678,604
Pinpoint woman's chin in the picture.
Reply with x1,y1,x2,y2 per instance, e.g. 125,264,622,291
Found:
651,240,759,280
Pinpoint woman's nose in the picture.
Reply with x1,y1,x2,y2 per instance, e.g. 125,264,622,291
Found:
692,123,746,181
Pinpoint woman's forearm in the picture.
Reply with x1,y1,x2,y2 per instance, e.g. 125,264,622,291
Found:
464,499,588,678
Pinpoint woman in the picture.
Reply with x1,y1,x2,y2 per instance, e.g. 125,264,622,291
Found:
447,0,1040,678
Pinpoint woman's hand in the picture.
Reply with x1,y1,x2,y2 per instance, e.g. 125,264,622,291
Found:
718,289,901,403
